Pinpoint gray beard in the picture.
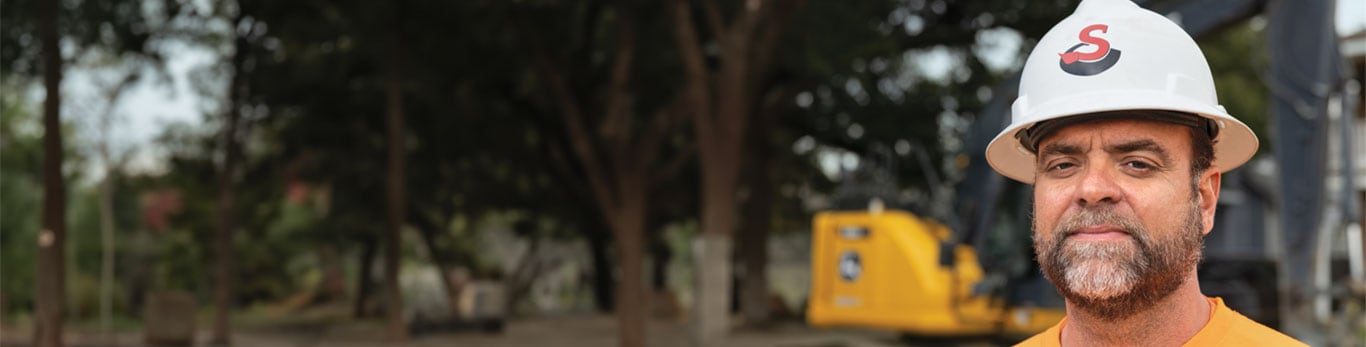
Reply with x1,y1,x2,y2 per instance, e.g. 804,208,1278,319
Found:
1034,203,1204,321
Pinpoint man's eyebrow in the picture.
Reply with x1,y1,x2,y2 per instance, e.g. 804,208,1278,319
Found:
1106,139,1171,164
1039,142,1083,158
1036,142,1082,167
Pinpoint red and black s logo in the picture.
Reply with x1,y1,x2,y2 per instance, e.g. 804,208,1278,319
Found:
1058,24,1121,76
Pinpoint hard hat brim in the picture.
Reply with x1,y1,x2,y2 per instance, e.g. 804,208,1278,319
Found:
985,89,1259,183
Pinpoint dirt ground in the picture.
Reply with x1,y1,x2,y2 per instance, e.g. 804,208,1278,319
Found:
2,314,1009,347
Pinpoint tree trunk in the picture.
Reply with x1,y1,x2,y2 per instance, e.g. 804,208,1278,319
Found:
693,207,735,347
586,227,615,313
383,42,409,341
650,230,671,291
693,141,744,346
528,3,674,345
98,73,135,344
672,0,796,342
318,245,348,302
738,140,775,326
505,234,542,315
99,168,114,340
354,237,377,318
35,0,66,344
672,1,744,343
613,178,649,347
413,218,461,315
211,12,250,344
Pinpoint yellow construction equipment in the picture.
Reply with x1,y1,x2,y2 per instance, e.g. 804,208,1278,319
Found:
806,209,1063,338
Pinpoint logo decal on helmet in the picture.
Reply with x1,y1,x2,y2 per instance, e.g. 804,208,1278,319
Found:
1058,24,1121,76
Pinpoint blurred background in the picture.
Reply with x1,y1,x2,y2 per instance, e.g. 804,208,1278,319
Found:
1,0,1363,346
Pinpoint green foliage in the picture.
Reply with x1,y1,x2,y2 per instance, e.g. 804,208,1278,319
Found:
784,0,1075,215
151,121,300,304
0,0,174,79
0,0,181,322
0,88,42,316
0,82,92,317
2,87,160,320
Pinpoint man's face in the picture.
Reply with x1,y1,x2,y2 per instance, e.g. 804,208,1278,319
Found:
1031,119,1220,320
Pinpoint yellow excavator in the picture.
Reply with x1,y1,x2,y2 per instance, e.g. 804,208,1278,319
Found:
806,206,1063,338
802,133,1066,339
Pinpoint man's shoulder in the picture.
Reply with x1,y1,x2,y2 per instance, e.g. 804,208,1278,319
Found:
1200,299,1306,347
1014,331,1056,347
1011,300,1306,347
1215,311,1306,346
1013,320,1063,347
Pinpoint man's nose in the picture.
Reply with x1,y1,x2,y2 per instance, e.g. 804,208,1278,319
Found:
1075,165,1122,207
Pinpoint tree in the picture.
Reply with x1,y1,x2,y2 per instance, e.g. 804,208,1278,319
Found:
211,0,258,343
734,83,791,326
381,26,409,342
670,0,798,342
35,0,67,344
2,0,176,343
518,1,693,345
231,1,418,337
239,0,390,318
234,0,503,338
94,70,138,343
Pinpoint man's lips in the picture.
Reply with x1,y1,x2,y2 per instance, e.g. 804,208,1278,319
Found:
1066,224,1131,241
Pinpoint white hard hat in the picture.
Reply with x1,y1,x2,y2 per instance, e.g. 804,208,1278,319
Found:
985,0,1258,183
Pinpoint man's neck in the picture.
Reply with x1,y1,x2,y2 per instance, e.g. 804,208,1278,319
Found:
1060,273,1212,346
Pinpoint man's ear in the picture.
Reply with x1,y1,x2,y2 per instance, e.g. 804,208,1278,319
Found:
1198,167,1221,236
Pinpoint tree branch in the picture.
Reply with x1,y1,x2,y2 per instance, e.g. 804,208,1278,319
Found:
748,0,798,101
602,1,637,180
515,92,601,216
634,94,683,167
672,0,717,152
728,0,768,49
755,85,796,135
571,1,606,75
533,46,619,214
699,0,727,39
652,145,696,191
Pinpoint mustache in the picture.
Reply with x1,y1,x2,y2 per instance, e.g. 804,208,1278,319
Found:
1055,206,1147,238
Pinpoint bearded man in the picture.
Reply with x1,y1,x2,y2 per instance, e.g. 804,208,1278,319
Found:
984,0,1307,345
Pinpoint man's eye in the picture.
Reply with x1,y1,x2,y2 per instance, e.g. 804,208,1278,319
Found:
1124,161,1152,170
1049,162,1076,171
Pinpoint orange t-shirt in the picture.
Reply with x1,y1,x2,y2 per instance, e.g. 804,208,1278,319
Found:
1015,297,1306,346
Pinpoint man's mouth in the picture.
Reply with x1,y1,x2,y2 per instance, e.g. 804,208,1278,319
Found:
1066,224,1131,241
